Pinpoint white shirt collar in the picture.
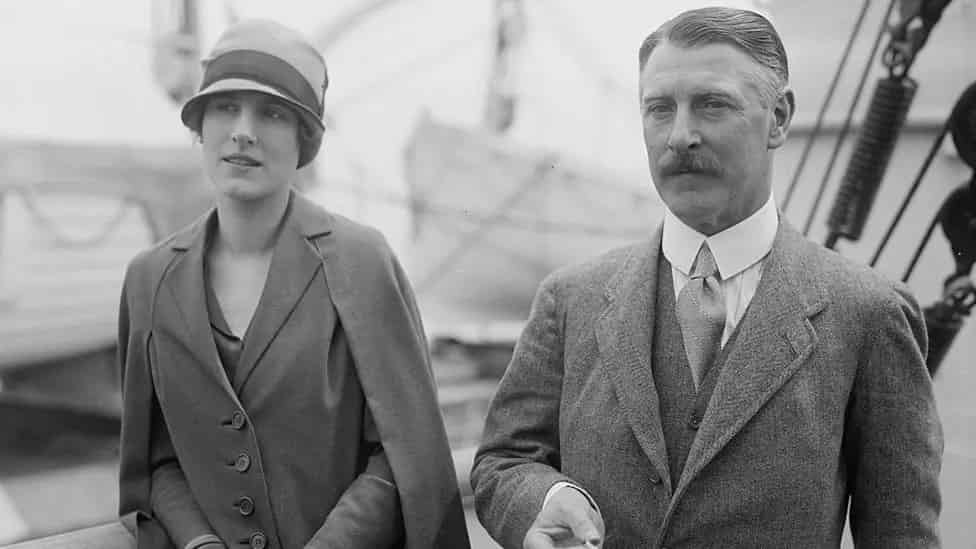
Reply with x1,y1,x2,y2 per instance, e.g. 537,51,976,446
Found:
662,193,779,279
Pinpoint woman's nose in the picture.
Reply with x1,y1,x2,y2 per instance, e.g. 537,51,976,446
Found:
231,131,257,146
230,111,258,146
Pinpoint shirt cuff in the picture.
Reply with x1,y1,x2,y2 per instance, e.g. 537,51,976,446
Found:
184,534,225,549
542,482,601,516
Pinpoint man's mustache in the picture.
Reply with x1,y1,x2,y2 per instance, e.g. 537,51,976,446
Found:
659,151,722,177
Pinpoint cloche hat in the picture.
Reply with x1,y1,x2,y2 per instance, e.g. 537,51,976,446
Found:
180,19,327,168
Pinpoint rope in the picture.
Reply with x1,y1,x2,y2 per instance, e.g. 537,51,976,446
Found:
13,184,135,248
902,210,941,283
323,176,653,238
328,28,491,112
801,0,898,240
869,120,949,267
781,0,872,212
533,0,632,100
424,211,556,275
415,155,558,293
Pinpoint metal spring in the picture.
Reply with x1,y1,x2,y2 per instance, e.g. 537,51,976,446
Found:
827,75,917,241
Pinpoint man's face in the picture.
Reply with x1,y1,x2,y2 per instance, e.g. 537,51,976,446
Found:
639,41,792,234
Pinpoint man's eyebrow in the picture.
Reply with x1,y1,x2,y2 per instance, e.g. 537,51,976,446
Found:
641,93,673,105
641,87,741,102
695,90,740,102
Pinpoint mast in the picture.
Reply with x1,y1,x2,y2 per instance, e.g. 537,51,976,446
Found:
483,0,526,133
150,0,201,104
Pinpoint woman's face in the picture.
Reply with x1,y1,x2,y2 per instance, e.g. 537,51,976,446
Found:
200,90,302,202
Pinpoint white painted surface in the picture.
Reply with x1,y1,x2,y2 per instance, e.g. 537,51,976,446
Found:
0,485,29,545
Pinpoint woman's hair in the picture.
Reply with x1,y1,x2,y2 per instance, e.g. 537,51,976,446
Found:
638,7,789,106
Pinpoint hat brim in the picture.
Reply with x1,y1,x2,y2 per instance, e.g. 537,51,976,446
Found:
180,78,325,134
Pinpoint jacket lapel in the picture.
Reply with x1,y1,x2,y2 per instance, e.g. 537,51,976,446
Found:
160,211,235,393
232,192,333,390
595,227,672,491
675,221,827,495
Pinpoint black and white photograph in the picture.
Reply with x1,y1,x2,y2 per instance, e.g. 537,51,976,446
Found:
0,1,973,548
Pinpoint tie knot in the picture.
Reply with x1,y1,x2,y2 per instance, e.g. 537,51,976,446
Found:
690,243,719,280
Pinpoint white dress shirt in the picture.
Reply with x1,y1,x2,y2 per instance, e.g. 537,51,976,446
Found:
542,193,780,514
662,193,779,347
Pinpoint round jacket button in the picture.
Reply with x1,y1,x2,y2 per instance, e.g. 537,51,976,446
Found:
238,496,255,516
249,531,267,549
235,453,251,472
689,415,701,430
230,411,246,430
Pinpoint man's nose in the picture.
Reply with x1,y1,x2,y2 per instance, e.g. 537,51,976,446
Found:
230,110,258,146
667,108,701,151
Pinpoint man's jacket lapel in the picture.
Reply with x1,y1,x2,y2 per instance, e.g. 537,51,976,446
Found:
596,226,672,492
674,221,828,498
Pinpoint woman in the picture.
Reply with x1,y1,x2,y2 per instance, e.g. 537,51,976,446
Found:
117,19,469,549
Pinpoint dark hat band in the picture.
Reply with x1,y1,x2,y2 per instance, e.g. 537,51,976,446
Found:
201,50,325,117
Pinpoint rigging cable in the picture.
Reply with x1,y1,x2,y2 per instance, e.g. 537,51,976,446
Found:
320,162,653,238
868,120,950,267
533,0,632,100
801,0,898,240
780,0,872,212
415,155,558,293
823,0,953,247
328,28,492,111
12,183,140,248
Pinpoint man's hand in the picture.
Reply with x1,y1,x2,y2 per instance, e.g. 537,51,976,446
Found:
523,486,604,549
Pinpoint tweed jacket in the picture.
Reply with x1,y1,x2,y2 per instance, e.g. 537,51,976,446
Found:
472,220,943,549
118,191,470,549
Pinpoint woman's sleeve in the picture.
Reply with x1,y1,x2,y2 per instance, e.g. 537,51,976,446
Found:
149,396,223,548
303,399,403,549
117,268,221,549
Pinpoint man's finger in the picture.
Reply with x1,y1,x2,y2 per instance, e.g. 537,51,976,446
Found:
587,505,605,539
523,529,557,549
564,510,602,547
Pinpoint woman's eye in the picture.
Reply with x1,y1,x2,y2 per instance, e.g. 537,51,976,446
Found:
264,107,291,121
213,102,238,113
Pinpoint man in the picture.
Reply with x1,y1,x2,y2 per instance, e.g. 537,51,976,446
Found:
471,7,942,549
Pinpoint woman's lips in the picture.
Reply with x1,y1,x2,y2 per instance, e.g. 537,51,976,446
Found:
223,154,262,167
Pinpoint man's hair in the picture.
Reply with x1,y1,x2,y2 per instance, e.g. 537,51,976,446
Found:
638,7,789,106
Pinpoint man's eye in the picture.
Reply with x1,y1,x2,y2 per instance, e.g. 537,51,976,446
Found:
645,104,672,115
702,100,728,110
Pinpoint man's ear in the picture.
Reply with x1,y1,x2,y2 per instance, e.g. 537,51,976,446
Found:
769,87,795,149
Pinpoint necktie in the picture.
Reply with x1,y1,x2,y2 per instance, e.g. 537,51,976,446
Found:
676,243,726,390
